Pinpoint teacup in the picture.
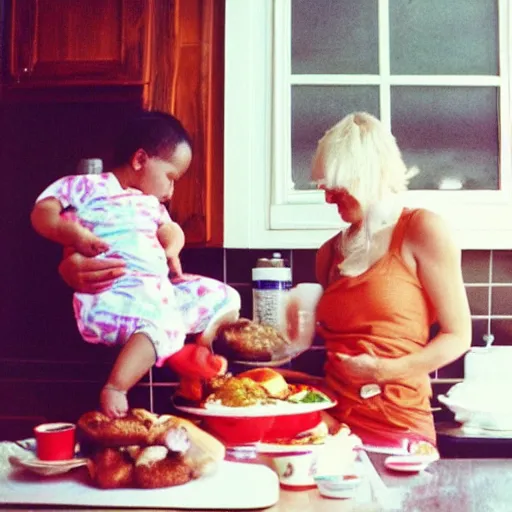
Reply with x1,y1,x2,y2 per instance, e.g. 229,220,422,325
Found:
271,449,320,490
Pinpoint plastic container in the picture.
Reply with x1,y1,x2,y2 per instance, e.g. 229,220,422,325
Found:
252,253,292,330
314,473,362,499
76,158,103,175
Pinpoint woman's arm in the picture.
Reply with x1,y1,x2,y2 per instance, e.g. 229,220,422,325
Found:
378,209,472,381
327,209,471,384
58,250,126,293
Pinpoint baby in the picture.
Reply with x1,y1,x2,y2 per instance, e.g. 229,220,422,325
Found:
31,111,235,418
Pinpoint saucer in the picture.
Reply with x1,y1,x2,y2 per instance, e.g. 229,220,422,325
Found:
9,455,88,476
384,454,438,473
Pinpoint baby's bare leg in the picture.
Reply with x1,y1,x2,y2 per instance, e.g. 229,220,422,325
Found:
100,332,156,418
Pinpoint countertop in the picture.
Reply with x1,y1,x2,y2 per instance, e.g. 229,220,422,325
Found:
4,453,512,512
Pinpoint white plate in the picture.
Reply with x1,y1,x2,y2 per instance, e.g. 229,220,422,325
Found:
174,399,336,418
384,454,438,473
257,441,324,454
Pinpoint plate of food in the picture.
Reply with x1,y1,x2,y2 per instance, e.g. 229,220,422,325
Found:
172,368,336,445
172,368,336,418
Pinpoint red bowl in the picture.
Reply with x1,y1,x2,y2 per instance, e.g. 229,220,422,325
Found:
263,411,321,442
202,411,322,446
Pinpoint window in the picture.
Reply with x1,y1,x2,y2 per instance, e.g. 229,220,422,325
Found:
224,0,512,249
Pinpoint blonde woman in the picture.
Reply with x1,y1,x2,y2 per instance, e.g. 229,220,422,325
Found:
311,112,471,451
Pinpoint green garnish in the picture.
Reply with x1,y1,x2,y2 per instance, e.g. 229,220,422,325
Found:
288,390,330,403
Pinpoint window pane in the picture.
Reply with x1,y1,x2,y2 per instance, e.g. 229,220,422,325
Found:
390,0,498,75
291,0,378,75
391,87,499,190
291,86,380,190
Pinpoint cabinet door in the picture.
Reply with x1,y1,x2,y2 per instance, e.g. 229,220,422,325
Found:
10,0,150,85
146,0,224,246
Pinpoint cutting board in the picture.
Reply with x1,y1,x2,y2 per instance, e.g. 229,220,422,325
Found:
0,442,279,510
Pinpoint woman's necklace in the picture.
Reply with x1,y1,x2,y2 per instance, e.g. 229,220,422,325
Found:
337,197,403,277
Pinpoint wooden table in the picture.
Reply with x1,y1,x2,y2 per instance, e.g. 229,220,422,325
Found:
5,454,512,511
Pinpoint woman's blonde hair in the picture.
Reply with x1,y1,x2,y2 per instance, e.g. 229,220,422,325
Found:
312,112,417,210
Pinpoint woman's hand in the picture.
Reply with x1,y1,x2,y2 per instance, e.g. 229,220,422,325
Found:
72,227,110,257
326,351,382,384
58,250,126,293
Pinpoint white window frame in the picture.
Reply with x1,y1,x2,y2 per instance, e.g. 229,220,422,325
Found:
224,0,512,249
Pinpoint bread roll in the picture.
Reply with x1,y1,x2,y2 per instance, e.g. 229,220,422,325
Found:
213,318,291,362
78,409,153,447
134,447,193,489
79,409,226,489
87,447,135,489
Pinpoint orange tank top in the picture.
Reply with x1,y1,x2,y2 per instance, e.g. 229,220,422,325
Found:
316,209,437,447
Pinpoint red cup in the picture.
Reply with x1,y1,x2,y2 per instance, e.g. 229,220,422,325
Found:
33,422,76,461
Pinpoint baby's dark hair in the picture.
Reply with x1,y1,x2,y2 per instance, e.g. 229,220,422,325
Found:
112,110,192,167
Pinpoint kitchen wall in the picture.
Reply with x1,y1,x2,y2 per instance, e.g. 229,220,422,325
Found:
2,99,512,440
0,100,147,439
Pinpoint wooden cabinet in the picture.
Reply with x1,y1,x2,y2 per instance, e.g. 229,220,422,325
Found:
9,0,151,86
146,0,224,246
3,0,224,246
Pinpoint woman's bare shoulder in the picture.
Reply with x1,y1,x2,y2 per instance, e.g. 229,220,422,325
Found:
405,208,459,258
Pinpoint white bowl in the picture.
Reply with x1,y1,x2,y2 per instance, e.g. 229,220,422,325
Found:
314,473,362,499
438,382,512,431
271,449,320,490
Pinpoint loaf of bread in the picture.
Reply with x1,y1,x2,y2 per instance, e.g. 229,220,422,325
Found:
78,409,225,489
78,409,180,447
212,318,291,362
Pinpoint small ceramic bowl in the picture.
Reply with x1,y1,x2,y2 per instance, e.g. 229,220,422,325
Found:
270,449,321,490
314,473,362,499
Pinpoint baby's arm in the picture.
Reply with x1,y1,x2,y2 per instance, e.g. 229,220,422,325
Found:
157,221,185,277
31,198,109,257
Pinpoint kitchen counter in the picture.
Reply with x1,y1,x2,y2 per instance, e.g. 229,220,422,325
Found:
4,453,512,511
436,421,512,459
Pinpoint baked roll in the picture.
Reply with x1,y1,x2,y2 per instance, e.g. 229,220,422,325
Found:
78,409,226,489
212,318,291,362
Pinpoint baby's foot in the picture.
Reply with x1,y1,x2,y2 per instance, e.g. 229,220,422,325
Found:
100,385,129,418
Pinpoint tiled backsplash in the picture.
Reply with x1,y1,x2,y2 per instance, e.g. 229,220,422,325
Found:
1,248,511,439
184,248,512,365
